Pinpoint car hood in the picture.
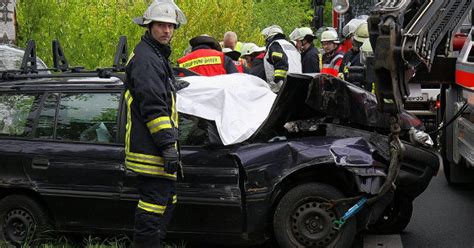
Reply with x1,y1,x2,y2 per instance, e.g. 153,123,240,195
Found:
254,73,423,139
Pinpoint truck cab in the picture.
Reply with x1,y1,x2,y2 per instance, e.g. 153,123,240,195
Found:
443,27,474,183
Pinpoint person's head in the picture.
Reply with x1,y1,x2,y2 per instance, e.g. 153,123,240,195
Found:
189,35,222,51
320,29,340,53
223,31,238,50
133,0,187,45
240,43,265,67
352,22,369,52
289,27,315,52
342,18,366,40
261,25,284,43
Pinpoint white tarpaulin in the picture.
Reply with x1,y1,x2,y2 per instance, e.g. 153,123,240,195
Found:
177,74,276,145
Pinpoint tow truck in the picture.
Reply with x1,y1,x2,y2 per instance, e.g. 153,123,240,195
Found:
362,0,474,185
316,0,474,184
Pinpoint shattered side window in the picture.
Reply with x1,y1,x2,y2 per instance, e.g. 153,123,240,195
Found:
179,114,208,146
179,114,223,146
0,93,41,137
55,93,120,143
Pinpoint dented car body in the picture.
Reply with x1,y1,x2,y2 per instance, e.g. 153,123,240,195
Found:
0,73,440,247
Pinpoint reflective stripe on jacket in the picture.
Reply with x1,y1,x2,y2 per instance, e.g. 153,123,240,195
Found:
125,33,178,180
177,49,227,76
321,51,344,77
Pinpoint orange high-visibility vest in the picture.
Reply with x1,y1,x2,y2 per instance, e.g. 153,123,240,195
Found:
178,49,227,76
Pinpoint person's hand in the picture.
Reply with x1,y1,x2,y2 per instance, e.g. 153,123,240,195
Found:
174,79,190,91
162,146,179,174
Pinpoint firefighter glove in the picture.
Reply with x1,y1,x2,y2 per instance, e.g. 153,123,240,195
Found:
162,145,179,174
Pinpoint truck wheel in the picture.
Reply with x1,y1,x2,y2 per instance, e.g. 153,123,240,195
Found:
0,195,52,245
273,183,356,248
369,200,413,234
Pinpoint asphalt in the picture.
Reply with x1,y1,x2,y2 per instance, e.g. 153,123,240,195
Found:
401,169,474,248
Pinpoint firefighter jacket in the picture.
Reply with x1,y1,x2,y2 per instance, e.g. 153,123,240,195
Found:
339,48,362,85
124,32,178,180
301,44,320,73
264,36,302,83
177,45,238,76
249,53,267,82
321,48,344,77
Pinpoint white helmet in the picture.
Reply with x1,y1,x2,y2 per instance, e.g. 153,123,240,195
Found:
240,43,256,56
320,29,340,43
261,25,284,40
133,0,187,28
289,27,315,41
248,45,265,55
240,43,265,56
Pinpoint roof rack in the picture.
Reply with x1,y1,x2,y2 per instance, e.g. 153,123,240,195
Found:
1,36,129,82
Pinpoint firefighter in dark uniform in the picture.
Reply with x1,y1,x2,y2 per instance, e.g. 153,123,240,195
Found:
177,35,238,76
261,25,302,92
127,1,186,247
339,22,369,88
289,27,320,73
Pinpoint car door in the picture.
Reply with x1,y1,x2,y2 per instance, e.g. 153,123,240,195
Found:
23,91,125,230
119,115,244,235
0,92,42,187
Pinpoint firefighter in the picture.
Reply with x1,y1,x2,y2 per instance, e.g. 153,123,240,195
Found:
246,44,267,81
261,25,302,92
177,35,238,76
222,48,248,73
320,29,344,77
339,22,369,87
127,0,186,247
289,27,320,73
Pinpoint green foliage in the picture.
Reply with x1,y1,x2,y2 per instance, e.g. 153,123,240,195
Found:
16,0,331,68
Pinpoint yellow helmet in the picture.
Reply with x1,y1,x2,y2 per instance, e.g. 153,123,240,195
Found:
354,23,369,43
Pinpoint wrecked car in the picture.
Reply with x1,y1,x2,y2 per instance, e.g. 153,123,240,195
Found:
0,72,439,247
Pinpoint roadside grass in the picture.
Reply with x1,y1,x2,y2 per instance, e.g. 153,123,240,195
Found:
0,235,186,248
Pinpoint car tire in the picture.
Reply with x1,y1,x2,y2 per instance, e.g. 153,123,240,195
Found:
369,199,413,234
273,183,357,248
0,195,53,245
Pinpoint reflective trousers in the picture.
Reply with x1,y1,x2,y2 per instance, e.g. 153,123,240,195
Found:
134,175,177,248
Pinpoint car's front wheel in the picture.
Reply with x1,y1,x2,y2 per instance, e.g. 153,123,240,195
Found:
273,183,356,248
0,195,52,245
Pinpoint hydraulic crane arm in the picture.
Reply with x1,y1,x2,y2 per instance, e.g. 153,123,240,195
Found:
368,0,474,113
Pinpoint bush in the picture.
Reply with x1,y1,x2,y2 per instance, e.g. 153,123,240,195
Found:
16,0,324,69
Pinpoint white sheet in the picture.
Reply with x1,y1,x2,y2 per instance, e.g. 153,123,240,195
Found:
177,74,276,145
